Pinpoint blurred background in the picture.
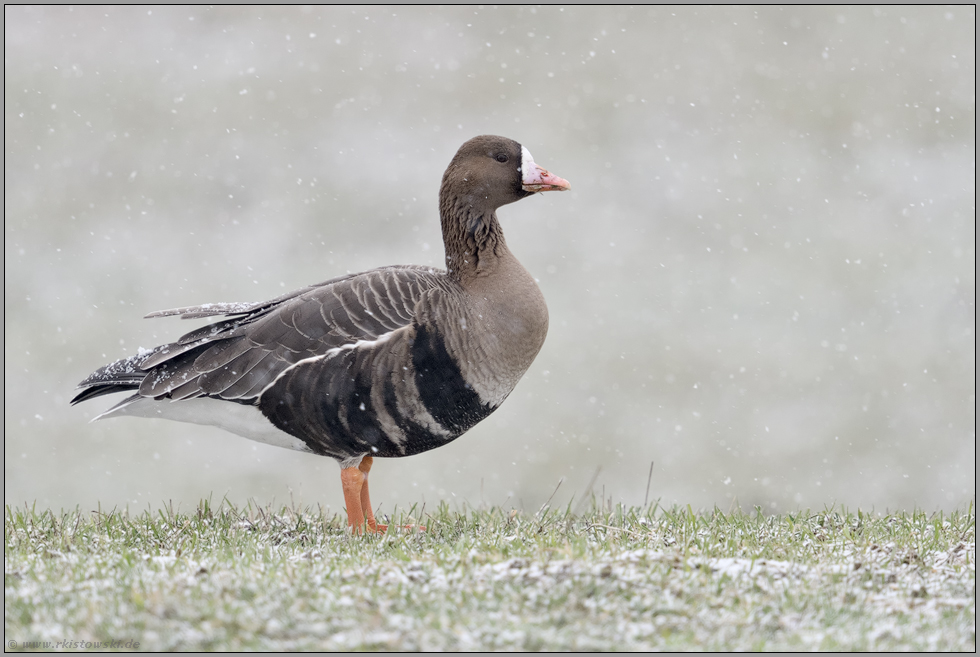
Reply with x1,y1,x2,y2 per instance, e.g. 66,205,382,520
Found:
5,6,974,516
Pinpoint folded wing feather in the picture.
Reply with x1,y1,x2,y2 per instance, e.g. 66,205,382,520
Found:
72,265,446,406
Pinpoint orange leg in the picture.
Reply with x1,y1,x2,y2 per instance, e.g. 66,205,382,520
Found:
340,456,425,533
341,456,387,534
357,456,388,533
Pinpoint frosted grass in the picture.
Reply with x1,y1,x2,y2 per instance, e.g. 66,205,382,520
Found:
5,502,974,651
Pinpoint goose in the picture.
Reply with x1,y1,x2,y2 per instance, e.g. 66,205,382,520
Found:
72,135,570,533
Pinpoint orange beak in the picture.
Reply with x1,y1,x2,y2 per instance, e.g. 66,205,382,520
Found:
520,145,571,192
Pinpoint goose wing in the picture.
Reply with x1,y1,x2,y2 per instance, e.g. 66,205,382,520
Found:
71,265,445,405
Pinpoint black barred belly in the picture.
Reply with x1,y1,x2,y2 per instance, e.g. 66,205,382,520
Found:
258,324,496,461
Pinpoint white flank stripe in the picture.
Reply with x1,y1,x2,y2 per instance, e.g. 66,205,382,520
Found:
256,325,405,398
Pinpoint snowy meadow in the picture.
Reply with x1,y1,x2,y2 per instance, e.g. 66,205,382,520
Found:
4,503,975,650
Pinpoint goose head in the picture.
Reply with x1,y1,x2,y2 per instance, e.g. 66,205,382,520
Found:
440,135,570,214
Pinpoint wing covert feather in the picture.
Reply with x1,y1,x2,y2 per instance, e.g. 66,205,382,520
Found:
129,266,445,402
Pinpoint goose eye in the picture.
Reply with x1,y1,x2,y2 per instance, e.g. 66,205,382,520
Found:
495,153,509,163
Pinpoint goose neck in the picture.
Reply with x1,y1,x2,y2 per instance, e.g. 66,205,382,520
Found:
439,193,508,283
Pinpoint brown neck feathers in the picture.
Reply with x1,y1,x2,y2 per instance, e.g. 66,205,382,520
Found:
439,188,507,282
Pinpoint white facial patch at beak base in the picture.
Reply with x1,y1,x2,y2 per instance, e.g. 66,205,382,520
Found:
520,145,571,193
520,145,535,178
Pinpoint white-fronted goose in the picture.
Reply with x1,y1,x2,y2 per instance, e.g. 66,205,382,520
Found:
72,135,570,533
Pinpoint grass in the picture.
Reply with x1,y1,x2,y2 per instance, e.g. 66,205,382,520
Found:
4,500,975,651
